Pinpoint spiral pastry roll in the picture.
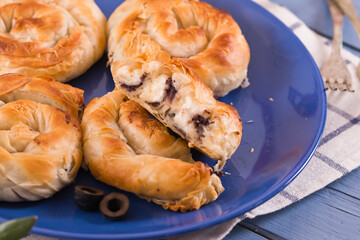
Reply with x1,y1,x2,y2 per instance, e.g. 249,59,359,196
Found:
108,0,244,170
107,0,250,97
82,90,224,212
0,0,106,82
0,74,83,202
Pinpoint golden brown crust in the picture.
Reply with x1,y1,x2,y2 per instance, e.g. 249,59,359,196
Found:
0,0,106,82
107,0,250,96
107,0,244,168
0,100,82,201
109,54,242,169
119,100,193,162
82,90,224,212
0,73,84,120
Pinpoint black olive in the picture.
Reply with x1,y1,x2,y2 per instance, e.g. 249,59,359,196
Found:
74,185,104,211
100,192,129,220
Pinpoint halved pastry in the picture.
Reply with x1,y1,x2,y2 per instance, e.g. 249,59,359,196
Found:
0,74,84,201
107,0,244,170
108,60,242,171
0,0,106,82
82,90,224,212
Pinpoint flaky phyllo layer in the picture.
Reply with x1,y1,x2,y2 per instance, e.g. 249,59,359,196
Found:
107,0,246,170
82,90,224,212
0,0,106,82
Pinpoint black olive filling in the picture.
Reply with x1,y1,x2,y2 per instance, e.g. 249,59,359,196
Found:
192,114,211,139
164,77,177,102
120,73,148,92
165,110,176,118
146,77,177,109
146,101,161,107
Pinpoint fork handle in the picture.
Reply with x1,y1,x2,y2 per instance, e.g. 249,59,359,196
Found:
331,0,360,39
328,0,344,56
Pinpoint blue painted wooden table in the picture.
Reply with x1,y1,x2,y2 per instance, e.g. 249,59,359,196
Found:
225,1,360,239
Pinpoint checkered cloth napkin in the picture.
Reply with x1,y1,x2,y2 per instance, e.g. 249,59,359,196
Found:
27,0,360,239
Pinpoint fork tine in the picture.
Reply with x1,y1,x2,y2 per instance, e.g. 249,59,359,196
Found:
338,80,346,91
328,79,337,90
345,80,355,92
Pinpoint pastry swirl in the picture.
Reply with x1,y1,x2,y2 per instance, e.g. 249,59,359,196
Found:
107,0,250,96
0,74,83,202
0,100,82,202
82,90,224,212
107,0,244,169
0,0,106,82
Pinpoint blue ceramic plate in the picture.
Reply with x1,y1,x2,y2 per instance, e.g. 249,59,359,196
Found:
0,0,326,239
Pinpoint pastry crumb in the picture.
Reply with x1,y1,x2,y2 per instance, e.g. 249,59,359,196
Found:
240,77,250,88
230,102,234,106
269,97,274,102
224,171,231,176
250,147,254,153
246,120,253,124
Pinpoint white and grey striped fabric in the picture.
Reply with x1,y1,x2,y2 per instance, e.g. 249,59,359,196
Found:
27,0,360,239
173,0,360,239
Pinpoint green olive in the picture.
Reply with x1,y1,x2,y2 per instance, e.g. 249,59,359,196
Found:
0,216,37,240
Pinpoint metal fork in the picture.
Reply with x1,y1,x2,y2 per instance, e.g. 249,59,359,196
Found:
321,0,353,91
330,0,360,81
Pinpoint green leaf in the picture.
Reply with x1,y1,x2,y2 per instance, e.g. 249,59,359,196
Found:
0,216,37,240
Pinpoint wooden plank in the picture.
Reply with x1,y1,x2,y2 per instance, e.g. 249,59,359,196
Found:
327,167,360,200
243,168,360,240
224,155,360,240
224,224,268,240
237,222,286,240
